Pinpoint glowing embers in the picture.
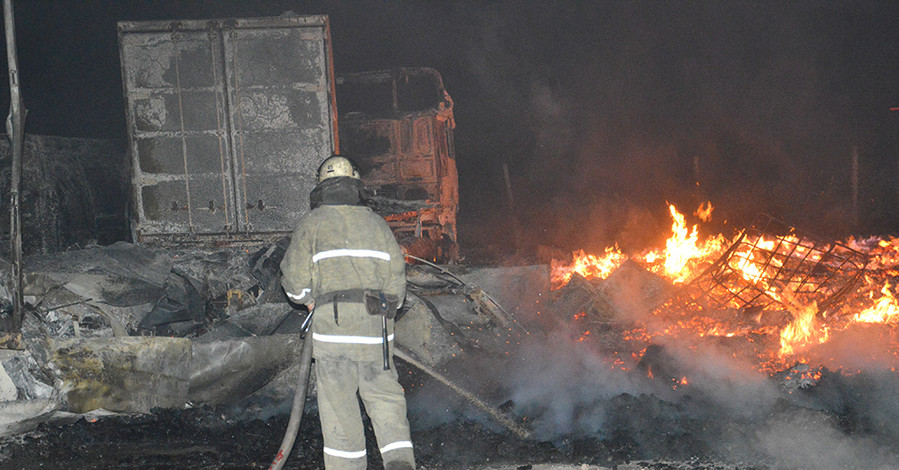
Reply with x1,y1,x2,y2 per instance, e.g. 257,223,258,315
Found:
774,362,825,394
682,215,869,315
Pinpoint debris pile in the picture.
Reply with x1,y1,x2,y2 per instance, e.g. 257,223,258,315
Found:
1,211,899,468
0,240,543,441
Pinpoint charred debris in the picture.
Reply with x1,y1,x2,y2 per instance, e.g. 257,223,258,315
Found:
0,212,895,468
0,238,549,468
0,11,897,470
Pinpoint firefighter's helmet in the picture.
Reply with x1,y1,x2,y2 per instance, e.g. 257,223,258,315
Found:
316,155,360,183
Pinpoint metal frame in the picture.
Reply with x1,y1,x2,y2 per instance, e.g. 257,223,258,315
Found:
683,214,869,315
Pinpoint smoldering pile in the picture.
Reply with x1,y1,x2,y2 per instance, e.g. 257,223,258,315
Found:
453,225,899,470
0,232,897,469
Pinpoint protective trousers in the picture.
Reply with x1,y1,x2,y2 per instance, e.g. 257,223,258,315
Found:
316,357,415,470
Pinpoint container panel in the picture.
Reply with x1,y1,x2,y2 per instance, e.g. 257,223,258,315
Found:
119,16,337,242
229,29,326,87
139,177,236,234
136,135,228,175
238,173,316,233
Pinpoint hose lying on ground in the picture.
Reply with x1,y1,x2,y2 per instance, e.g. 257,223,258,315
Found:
268,323,315,470
394,346,531,439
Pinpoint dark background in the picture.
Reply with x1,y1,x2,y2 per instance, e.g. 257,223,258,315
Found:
1,1,898,256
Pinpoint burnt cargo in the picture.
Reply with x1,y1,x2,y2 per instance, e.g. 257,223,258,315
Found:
0,135,128,255
118,15,338,244
336,68,460,261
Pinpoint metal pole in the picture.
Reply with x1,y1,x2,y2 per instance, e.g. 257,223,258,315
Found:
893,108,899,219
693,155,702,201
4,0,25,332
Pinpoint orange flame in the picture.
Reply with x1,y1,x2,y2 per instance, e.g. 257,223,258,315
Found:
853,282,899,324
778,294,827,358
551,203,727,288
551,202,899,373
551,246,626,287
648,203,726,283
694,201,713,222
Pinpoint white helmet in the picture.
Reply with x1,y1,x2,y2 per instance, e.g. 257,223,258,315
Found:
316,155,360,183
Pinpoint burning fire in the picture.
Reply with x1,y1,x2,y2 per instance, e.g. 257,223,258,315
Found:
551,245,626,287
777,295,826,358
551,202,726,287
551,202,899,374
854,281,899,324
655,203,726,283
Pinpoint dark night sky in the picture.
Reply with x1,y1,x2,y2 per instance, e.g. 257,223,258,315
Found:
2,1,899,254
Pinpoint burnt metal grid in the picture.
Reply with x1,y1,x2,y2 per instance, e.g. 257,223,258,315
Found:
682,215,869,314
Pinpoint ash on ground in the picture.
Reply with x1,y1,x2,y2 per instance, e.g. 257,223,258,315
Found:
1,360,896,469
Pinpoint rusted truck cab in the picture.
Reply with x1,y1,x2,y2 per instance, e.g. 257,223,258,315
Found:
336,68,460,262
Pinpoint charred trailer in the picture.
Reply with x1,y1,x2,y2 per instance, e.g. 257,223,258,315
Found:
336,68,460,262
117,15,339,245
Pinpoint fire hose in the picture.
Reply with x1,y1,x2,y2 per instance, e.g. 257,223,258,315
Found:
393,346,531,440
267,284,532,467
268,309,315,470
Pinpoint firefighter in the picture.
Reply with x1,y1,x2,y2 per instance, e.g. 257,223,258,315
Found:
280,155,415,470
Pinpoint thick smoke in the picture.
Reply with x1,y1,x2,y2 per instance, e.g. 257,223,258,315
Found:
501,328,651,439
451,2,898,253
3,1,895,252
749,408,896,470
406,261,899,467
499,305,899,467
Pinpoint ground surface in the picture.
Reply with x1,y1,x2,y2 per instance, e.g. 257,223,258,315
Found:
0,405,760,470
1,356,896,469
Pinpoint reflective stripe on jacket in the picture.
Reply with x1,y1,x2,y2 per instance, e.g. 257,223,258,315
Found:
280,204,406,361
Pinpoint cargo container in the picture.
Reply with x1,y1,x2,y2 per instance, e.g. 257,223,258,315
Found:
118,15,338,244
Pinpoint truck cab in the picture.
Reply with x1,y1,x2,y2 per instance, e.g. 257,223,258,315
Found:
336,67,459,262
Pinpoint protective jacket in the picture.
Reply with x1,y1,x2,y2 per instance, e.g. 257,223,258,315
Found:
280,197,406,362
280,178,415,469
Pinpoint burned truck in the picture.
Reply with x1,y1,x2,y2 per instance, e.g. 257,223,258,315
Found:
336,68,460,262
118,16,459,260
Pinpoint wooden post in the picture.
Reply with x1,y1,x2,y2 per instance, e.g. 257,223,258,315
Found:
502,163,514,210
4,0,25,332
692,155,702,202
502,163,521,251
851,144,859,230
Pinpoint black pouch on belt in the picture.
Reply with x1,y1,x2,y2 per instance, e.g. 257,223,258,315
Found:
364,290,398,319
321,289,365,326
